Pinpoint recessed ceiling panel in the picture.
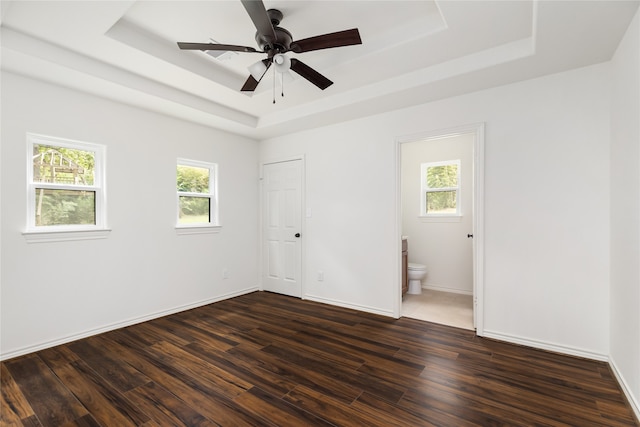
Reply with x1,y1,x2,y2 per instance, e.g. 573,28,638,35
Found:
113,1,445,91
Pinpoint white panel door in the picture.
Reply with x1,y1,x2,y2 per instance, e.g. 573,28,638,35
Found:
262,160,302,297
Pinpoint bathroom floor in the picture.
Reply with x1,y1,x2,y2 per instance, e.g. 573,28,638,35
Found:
402,289,474,330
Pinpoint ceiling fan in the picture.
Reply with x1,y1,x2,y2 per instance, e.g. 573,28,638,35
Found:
177,0,362,92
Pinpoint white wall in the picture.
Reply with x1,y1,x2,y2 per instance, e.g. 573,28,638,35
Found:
260,62,611,358
0,72,260,359
610,9,640,418
401,134,474,294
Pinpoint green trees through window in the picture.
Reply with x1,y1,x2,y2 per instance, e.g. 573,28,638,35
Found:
421,160,460,216
177,165,209,193
32,144,97,226
426,163,458,213
176,161,217,225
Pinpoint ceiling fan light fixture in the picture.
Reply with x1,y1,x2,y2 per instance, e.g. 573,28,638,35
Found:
273,53,291,73
248,60,268,81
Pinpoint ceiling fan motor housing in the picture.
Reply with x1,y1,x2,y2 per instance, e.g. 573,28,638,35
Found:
255,27,292,56
255,9,292,56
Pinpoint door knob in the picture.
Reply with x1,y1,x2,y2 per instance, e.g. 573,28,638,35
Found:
295,233,301,238
467,234,474,238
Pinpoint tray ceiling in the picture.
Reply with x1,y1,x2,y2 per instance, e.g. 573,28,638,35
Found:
1,1,637,138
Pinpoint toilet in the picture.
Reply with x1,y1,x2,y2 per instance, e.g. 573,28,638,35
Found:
407,263,427,295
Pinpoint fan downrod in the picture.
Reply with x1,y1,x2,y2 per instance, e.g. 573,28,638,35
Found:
267,8,283,26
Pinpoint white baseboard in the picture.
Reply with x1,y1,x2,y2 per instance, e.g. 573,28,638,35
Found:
0,286,259,361
303,294,394,318
423,283,473,295
482,329,609,361
609,355,640,423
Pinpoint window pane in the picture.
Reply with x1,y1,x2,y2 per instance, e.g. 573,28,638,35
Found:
35,188,95,226
178,196,210,224
177,165,209,193
33,144,95,185
426,191,457,214
426,164,458,189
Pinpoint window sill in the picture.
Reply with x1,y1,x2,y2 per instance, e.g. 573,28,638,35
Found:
175,225,222,235
23,228,112,243
419,215,463,223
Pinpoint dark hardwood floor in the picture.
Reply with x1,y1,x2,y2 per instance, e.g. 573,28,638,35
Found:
2,291,637,426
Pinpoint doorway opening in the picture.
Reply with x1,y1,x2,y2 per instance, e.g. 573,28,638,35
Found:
395,124,484,334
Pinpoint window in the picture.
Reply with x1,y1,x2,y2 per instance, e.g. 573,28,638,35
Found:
420,160,461,216
26,133,106,233
176,159,218,229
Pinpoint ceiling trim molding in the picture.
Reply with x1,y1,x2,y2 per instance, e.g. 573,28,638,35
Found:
106,17,248,92
257,35,536,130
1,26,259,131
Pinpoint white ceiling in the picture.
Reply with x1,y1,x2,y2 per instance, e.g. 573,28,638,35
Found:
1,0,638,139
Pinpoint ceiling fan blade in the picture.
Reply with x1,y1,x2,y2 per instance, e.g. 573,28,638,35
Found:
290,28,362,53
240,0,277,44
241,59,271,92
289,59,333,90
177,42,260,53
241,76,260,92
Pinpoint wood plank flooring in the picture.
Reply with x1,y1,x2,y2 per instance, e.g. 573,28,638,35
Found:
2,291,638,426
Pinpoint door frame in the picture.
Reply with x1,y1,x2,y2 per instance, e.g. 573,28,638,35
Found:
394,123,485,335
259,155,306,297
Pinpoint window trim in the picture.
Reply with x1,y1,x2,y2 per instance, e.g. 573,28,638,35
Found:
175,158,220,233
420,159,461,218
24,133,108,241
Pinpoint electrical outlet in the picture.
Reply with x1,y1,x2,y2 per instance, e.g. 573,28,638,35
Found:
222,268,229,279
317,270,324,281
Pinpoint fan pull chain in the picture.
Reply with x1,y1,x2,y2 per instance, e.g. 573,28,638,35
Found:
281,72,285,98
272,66,276,104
